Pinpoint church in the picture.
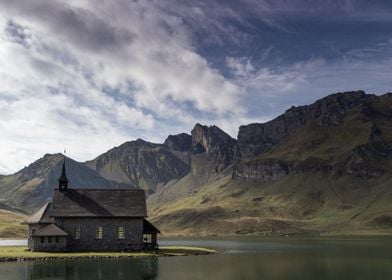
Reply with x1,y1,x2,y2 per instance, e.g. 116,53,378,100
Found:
23,159,160,252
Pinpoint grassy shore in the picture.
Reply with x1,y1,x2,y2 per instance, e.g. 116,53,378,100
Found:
0,246,216,262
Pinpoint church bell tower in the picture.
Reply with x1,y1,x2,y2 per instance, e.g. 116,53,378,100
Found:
58,157,68,191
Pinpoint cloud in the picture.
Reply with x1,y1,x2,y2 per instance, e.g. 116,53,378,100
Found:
0,0,246,173
226,51,392,119
226,57,255,78
0,0,392,174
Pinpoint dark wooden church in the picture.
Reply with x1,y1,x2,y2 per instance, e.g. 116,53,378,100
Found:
23,159,160,252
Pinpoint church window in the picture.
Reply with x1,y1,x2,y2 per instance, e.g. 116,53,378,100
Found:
118,226,125,239
96,226,103,239
74,227,80,240
143,234,152,243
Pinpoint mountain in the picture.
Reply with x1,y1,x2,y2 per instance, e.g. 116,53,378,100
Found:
1,90,391,236
0,154,128,212
234,91,392,181
85,124,236,193
147,91,392,235
86,137,192,194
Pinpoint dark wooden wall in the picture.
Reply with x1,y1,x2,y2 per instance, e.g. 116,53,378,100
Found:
55,217,144,251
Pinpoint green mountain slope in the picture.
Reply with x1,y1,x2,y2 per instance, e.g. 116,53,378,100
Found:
148,170,392,235
0,154,129,212
148,91,392,235
86,137,192,193
0,209,26,238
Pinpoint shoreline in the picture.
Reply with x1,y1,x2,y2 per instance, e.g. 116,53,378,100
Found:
2,231,392,241
0,246,217,263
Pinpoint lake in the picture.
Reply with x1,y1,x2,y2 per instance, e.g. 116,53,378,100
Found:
1,236,392,280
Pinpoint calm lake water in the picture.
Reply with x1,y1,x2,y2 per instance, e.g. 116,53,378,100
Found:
0,240,27,246
1,236,392,280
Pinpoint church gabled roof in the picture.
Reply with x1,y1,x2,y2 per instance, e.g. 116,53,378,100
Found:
51,189,147,217
143,219,161,234
22,202,54,224
33,223,68,237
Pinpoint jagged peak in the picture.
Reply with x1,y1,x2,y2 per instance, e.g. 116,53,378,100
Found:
43,153,64,159
164,133,192,152
114,138,159,150
191,123,234,140
191,123,236,158
236,90,392,164
240,90,372,131
292,90,368,111
28,153,67,168
135,138,147,143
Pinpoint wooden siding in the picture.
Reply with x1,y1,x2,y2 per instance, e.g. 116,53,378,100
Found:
55,217,144,251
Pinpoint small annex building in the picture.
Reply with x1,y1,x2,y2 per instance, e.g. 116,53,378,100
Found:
23,159,160,252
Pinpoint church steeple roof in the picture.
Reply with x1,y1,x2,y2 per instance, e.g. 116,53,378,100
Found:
58,157,68,191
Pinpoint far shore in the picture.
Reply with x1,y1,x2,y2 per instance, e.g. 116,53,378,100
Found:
2,230,392,242
0,246,217,262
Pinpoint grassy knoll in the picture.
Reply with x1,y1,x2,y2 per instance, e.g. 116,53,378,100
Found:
0,246,216,262
0,210,26,239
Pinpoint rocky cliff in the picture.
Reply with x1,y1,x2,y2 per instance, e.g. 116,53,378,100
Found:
164,133,192,152
191,124,237,174
233,91,392,182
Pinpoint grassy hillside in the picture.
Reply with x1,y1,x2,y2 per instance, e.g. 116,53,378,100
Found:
0,210,26,239
147,93,392,236
148,162,392,236
264,115,372,162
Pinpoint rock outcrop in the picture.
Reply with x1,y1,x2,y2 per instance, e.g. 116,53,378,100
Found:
234,91,392,182
191,124,237,173
236,91,369,161
164,133,192,152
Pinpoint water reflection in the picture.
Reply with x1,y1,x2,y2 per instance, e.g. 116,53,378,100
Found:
1,237,392,280
3,257,158,280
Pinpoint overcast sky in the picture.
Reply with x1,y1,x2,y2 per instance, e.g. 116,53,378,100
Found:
1,0,392,174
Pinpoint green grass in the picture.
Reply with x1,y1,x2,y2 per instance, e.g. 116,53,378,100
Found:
148,167,392,236
263,116,372,162
158,246,217,255
0,246,216,261
145,99,392,237
0,210,26,239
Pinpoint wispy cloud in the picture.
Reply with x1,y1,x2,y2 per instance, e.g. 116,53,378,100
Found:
227,50,392,118
0,0,245,173
0,0,391,174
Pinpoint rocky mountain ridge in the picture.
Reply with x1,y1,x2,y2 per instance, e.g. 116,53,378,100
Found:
233,91,392,182
86,138,191,194
1,90,392,236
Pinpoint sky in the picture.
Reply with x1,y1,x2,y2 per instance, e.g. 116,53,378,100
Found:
0,0,392,174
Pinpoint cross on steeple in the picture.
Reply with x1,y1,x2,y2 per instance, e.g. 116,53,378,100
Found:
58,157,68,191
